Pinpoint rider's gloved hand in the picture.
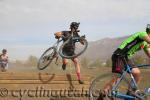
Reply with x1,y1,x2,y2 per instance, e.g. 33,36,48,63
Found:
54,32,62,39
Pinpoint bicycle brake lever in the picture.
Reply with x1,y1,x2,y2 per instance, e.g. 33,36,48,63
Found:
81,35,85,39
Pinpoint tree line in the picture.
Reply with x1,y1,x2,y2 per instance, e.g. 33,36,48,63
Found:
12,54,150,68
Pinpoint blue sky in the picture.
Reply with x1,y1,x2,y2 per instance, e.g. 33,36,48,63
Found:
0,0,150,60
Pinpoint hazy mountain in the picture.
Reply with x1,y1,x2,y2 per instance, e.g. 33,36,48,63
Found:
82,36,129,61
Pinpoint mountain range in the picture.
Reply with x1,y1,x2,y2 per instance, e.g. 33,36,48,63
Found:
82,36,129,61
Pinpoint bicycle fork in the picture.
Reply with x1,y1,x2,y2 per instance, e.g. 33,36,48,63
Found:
55,56,59,65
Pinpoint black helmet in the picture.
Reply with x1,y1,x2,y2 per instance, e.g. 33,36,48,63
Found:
70,22,80,30
146,24,150,33
2,49,7,53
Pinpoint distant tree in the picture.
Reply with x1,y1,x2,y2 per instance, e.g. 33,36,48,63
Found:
15,60,24,67
105,58,112,67
26,55,38,67
89,59,101,68
134,55,145,64
81,57,89,68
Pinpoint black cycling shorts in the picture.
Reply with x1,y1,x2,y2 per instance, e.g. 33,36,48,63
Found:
112,49,136,74
62,47,75,57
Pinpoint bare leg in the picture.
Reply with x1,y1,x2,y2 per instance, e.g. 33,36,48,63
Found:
62,58,68,65
72,58,83,84
62,58,68,70
132,68,141,85
103,74,120,94
72,58,80,72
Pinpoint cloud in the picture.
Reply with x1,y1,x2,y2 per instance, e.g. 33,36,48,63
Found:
0,0,150,60
0,0,149,36
0,0,150,26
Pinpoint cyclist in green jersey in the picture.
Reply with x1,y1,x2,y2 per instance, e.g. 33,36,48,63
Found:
104,24,150,94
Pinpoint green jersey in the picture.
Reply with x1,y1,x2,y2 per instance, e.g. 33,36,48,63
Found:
118,32,150,58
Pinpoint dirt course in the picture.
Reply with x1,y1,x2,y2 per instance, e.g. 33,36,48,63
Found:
0,72,92,100
0,67,149,100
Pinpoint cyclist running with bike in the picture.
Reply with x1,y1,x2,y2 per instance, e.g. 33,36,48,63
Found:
54,22,84,84
104,24,150,96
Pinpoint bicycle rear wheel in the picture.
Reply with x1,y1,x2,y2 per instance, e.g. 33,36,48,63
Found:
89,73,129,100
59,37,88,59
37,47,56,70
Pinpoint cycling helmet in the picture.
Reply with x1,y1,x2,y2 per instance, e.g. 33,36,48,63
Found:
70,22,80,30
2,49,7,53
146,24,150,33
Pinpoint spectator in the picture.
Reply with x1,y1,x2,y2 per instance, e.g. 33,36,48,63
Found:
0,49,8,72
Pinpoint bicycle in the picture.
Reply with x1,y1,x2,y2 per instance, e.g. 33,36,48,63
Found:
89,56,150,100
37,32,88,70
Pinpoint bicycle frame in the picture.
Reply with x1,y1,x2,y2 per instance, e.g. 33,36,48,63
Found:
47,39,63,65
52,39,62,53
111,64,137,99
111,60,150,99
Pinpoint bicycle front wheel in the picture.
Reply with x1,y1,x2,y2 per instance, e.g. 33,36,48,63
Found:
59,37,88,59
37,47,56,70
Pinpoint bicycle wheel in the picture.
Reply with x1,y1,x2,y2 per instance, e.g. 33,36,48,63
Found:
37,47,56,70
59,37,88,59
89,73,129,100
